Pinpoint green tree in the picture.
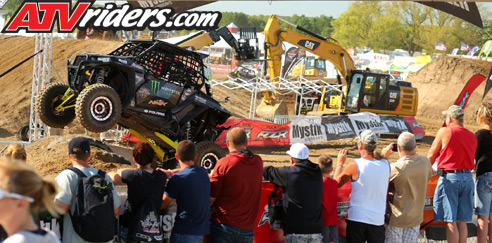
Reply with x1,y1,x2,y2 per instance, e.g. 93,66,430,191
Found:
2,0,23,15
332,2,384,48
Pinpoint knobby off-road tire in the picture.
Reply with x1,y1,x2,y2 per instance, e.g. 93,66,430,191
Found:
195,141,226,173
36,83,76,128
76,84,122,133
16,125,29,141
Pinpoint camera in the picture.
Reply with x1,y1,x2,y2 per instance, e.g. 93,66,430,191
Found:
392,143,398,152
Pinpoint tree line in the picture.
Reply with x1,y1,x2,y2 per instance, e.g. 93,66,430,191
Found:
216,2,492,56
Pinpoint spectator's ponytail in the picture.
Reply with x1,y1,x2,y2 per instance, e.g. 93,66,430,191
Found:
40,176,62,217
0,159,62,217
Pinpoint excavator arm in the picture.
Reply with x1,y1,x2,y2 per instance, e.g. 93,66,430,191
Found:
175,26,256,61
264,14,355,85
256,14,356,117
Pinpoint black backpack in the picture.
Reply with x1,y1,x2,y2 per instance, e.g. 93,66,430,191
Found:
128,191,163,242
68,167,117,242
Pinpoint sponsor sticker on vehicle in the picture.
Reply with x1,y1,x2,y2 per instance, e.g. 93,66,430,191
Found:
138,88,150,98
148,100,167,106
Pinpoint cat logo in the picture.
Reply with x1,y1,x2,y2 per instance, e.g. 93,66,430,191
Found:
148,100,167,106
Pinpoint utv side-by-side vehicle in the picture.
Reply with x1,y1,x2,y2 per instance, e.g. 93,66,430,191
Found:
36,40,233,169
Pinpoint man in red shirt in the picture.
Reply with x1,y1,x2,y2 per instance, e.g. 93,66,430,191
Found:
428,105,478,243
210,127,263,242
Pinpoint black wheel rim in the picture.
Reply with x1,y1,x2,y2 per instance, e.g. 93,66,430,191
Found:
201,152,219,172
90,96,113,121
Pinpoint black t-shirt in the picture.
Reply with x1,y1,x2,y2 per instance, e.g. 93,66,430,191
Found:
475,129,492,177
121,168,167,226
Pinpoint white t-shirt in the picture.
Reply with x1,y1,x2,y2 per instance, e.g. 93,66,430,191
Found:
348,158,390,226
55,165,121,243
4,228,60,243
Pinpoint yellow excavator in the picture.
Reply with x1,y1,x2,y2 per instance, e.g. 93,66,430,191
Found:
256,14,418,117
291,56,327,79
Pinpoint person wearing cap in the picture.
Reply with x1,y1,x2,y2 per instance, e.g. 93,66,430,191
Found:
381,132,433,243
263,143,323,242
54,136,121,243
209,127,263,242
427,105,477,243
334,129,390,243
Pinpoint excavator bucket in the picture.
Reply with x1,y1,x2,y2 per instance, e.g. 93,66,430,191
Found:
255,97,288,118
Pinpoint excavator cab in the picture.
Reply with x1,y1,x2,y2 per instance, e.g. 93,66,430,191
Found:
345,70,417,116
304,56,326,77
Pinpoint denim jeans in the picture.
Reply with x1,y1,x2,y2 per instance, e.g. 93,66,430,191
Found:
434,172,474,222
476,172,492,215
210,222,254,243
170,233,204,243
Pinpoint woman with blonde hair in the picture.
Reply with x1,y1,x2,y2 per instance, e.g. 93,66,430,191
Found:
475,100,492,243
3,144,27,162
0,159,62,242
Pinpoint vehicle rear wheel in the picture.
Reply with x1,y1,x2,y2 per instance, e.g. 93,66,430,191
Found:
195,141,226,173
76,84,122,133
36,83,76,128
16,124,29,141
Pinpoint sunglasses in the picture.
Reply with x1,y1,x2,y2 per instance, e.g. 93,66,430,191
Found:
0,188,34,203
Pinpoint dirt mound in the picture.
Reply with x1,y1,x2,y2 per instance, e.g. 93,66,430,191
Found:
407,55,492,133
25,135,134,177
0,36,121,137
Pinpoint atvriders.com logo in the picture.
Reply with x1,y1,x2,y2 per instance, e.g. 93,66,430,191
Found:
1,0,222,33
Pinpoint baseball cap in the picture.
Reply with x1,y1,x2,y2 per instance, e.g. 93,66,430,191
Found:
442,105,464,120
359,130,378,145
286,143,309,160
68,137,91,154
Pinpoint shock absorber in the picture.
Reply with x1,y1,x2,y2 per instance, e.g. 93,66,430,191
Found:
185,121,192,140
96,70,105,83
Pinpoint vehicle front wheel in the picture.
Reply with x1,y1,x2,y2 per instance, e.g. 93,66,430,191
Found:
195,141,226,173
76,84,122,133
36,83,76,128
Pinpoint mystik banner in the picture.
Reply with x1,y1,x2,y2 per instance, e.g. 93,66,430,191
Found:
290,112,425,145
215,113,425,146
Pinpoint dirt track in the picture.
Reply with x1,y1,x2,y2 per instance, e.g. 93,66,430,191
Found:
0,36,491,175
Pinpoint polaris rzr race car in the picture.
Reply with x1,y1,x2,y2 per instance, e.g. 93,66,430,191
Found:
36,40,231,169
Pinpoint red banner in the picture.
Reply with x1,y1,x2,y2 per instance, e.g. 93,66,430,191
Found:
215,119,291,147
453,74,486,109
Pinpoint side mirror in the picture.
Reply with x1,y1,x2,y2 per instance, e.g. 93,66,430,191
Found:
224,97,231,103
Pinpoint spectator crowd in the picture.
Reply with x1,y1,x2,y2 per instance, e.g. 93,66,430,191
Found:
0,102,490,243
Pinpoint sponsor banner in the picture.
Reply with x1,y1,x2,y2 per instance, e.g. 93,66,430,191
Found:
321,116,356,141
348,112,390,135
290,117,326,144
290,112,424,145
215,119,291,147
123,115,425,146
419,2,483,28
453,74,486,109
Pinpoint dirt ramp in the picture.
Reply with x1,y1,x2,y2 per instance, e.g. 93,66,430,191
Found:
407,55,492,132
0,36,121,135
25,135,133,177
